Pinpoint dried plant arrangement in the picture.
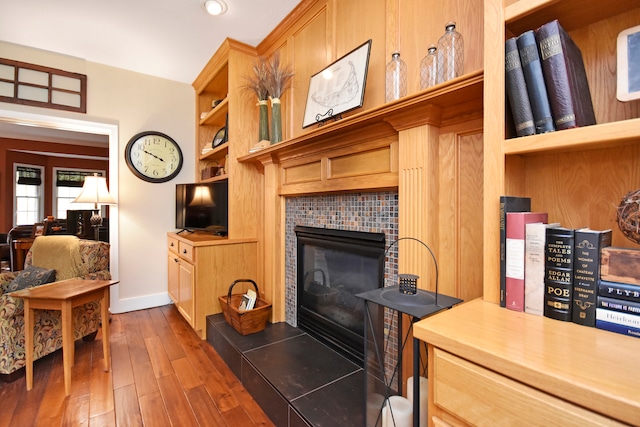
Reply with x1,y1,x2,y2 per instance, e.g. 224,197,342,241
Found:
242,56,269,101
264,51,294,99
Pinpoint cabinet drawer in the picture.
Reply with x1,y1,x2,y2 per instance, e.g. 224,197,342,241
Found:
178,241,194,262
432,349,626,427
168,236,179,254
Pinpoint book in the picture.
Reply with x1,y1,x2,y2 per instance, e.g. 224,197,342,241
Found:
516,30,555,134
572,228,612,326
535,19,596,130
505,212,548,311
505,37,535,137
600,247,640,285
499,196,531,307
596,308,640,331
598,295,640,315
524,222,560,316
544,226,575,321
595,318,640,338
238,289,257,311
598,279,640,303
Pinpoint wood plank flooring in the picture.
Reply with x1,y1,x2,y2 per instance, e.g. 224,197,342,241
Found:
0,304,275,427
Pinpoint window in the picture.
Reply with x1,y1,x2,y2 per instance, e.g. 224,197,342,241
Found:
54,169,105,219
15,165,43,225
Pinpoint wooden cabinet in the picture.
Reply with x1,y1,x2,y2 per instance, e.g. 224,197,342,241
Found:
414,299,640,426
483,0,640,303
192,38,262,240
167,232,258,339
412,1,640,425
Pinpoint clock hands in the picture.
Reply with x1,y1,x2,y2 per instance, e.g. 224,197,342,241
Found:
143,149,165,162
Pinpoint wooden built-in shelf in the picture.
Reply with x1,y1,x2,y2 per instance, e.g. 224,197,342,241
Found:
199,98,228,127
199,141,228,161
504,0,631,33
238,71,483,165
504,117,640,155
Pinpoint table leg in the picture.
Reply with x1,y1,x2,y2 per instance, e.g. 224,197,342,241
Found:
101,288,110,372
61,300,73,396
25,300,34,391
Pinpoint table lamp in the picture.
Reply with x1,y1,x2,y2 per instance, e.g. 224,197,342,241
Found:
72,173,116,240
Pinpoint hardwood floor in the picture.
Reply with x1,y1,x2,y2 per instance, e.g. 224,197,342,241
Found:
0,304,275,427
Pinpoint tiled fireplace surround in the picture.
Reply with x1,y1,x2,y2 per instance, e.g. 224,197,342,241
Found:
284,191,400,383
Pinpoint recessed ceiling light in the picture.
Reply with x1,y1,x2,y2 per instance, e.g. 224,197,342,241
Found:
204,0,227,15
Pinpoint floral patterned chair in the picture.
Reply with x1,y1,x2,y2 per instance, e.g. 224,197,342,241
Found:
0,235,111,381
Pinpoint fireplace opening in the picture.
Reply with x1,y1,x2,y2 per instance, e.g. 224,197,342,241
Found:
295,226,385,366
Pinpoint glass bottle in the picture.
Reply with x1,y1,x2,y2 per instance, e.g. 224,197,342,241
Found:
420,45,438,89
437,21,464,84
385,52,407,102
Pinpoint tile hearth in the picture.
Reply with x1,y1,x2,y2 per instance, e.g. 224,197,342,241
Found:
206,314,364,427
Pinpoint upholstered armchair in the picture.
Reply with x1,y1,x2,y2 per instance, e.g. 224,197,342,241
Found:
0,235,111,381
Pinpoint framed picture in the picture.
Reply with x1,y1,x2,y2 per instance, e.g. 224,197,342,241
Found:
302,40,372,128
212,113,228,148
617,24,640,102
31,222,49,238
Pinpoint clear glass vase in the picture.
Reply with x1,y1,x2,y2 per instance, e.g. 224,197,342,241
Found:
270,97,282,144
258,100,269,142
385,52,407,102
420,45,438,89
437,21,464,84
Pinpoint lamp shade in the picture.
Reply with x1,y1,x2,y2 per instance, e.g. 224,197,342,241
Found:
188,185,214,207
72,174,116,205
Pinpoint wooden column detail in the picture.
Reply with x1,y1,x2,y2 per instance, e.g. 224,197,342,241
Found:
261,157,286,322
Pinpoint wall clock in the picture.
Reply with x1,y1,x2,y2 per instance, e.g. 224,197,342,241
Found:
125,131,183,183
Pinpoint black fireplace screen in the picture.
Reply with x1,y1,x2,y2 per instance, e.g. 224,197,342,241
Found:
295,226,385,366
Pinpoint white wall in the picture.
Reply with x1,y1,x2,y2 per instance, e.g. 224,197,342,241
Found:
0,41,196,313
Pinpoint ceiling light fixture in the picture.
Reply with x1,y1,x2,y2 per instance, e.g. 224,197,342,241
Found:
204,0,227,15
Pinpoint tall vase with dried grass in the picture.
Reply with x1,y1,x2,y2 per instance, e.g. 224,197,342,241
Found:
264,51,294,145
242,56,270,143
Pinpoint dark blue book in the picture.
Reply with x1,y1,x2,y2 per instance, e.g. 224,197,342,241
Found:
596,319,640,338
598,279,640,303
598,296,640,315
516,30,555,134
505,37,535,137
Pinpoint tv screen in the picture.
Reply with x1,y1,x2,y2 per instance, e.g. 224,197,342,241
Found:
176,182,228,234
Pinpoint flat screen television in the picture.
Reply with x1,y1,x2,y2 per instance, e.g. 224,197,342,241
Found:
176,181,228,235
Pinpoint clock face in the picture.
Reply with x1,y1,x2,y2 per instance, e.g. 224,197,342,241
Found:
125,131,183,183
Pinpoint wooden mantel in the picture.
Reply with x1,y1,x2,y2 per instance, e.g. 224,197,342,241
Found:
238,71,483,195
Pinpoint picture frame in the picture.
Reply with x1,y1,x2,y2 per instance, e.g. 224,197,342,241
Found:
302,40,372,128
617,24,640,102
31,222,49,238
212,113,229,148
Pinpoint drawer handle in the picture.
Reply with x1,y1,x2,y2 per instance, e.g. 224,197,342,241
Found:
170,242,174,247
182,249,187,254
173,258,179,263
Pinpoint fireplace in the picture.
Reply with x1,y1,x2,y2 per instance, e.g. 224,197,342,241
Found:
295,225,386,366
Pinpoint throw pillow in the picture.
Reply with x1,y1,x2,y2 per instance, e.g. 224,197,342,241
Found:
6,265,56,293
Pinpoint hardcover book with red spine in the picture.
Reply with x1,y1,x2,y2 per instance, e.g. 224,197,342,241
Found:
505,211,548,311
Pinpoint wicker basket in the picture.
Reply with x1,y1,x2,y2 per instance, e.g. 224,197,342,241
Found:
218,279,272,335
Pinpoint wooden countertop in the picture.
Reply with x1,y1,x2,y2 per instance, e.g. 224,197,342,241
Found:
168,231,257,247
413,298,640,426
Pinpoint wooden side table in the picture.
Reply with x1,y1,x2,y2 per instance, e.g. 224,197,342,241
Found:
12,238,34,271
10,279,118,396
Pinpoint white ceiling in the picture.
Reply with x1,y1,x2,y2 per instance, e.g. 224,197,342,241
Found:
0,0,300,148
0,0,300,84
